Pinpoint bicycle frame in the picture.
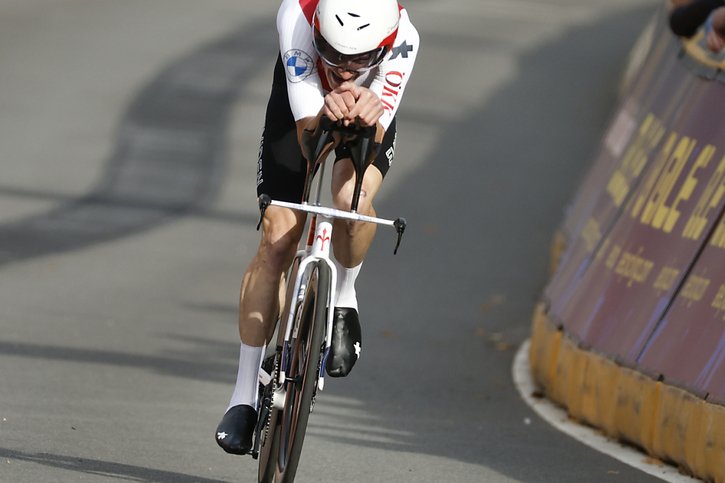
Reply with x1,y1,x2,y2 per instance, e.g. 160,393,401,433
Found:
263,121,406,393
279,213,336,393
253,119,406,479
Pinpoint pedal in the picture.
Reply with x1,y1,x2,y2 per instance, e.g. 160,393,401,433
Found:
258,367,272,387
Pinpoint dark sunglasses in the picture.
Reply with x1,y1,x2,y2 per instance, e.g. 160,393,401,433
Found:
313,28,388,73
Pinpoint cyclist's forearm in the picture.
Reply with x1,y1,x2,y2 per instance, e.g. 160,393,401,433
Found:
296,111,385,163
296,114,324,162
296,114,322,145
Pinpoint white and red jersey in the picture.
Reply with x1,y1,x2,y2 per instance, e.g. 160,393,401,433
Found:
276,0,419,131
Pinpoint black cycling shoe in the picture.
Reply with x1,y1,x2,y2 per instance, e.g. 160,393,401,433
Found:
215,404,257,455
325,307,362,377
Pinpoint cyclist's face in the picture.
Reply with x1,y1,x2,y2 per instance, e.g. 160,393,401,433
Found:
322,63,360,88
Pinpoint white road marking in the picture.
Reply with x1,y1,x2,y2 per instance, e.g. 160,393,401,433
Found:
512,340,701,483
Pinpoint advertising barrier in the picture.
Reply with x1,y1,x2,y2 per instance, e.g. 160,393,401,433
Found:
544,20,687,320
638,211,725,403
530,2,725,481
555,88,725,363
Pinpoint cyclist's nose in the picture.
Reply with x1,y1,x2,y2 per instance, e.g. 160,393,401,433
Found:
334,67,357,79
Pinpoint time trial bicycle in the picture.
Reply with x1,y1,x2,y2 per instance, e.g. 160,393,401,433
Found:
251,118,406,483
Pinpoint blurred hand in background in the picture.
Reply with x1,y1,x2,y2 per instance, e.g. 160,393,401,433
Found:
705,6,725,51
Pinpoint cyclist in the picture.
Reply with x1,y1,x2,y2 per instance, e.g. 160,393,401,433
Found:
216,0,418,455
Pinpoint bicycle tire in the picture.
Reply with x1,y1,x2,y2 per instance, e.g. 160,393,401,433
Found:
257,409,279,483
258,258,304,483
275,263,329,482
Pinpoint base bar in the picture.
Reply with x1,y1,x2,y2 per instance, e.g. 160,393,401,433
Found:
270,200,396,227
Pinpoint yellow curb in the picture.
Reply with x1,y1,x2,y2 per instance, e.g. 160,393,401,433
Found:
528,303,560,390
704,403,725,481
529,308,725,482
582,351,619,435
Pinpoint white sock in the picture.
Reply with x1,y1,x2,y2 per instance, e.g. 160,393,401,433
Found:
334,260,361,311
227,342,265,412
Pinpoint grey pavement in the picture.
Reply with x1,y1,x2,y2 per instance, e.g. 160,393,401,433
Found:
0,0,670,482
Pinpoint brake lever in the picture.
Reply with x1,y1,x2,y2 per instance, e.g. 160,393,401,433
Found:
393,217,406,255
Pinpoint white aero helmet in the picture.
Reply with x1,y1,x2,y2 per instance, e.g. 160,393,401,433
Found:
313,0,400,71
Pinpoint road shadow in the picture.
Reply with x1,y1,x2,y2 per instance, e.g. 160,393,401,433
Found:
0,21,270,268
0,447,227,483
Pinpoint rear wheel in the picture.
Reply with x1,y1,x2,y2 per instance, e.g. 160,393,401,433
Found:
275,264,329,482
257,410,280,483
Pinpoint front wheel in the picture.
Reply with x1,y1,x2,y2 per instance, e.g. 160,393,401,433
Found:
275,263,329,482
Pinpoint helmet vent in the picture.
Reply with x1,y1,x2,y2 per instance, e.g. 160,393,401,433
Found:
357,23,370,30
335,14,343,26
347,12,360,17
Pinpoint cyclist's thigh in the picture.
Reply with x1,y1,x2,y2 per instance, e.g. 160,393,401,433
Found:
331,118,396,209
256,55,307,203
333,116,397,179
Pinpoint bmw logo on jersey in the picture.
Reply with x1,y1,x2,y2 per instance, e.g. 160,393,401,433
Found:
283,49,314,83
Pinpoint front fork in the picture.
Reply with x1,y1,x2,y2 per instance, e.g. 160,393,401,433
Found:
266,219,337,403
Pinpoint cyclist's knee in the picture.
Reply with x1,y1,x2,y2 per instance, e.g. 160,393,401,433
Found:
332,184,374,215
258,207,304,269
331,161,382,215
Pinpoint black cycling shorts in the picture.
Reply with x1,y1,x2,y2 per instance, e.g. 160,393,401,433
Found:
256,55,397,203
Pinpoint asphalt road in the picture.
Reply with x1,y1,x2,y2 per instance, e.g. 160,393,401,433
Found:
0,1,669,482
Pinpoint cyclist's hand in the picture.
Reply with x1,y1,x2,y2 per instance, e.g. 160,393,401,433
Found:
707,28,725,52
324,83,383,128
323,83,357,124
347,86,384,127
706,8,725,53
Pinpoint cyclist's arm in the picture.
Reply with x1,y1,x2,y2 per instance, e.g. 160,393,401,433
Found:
296,115,324,161
295,109,384,163
277,0,325,124
369,8,419,131
296,79,386,151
